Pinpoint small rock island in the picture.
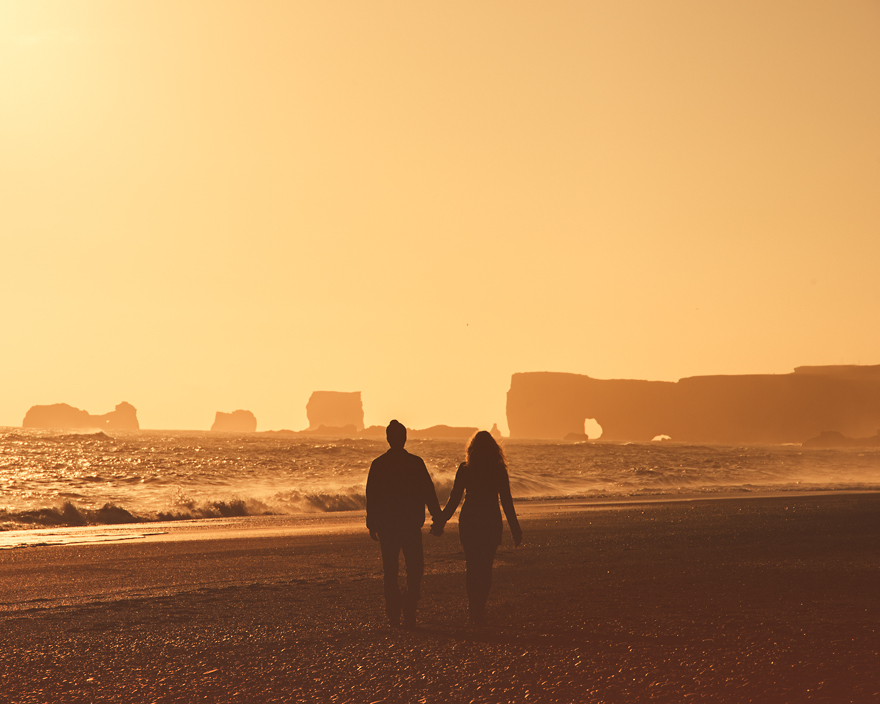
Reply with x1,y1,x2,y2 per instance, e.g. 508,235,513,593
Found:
22,402,140,431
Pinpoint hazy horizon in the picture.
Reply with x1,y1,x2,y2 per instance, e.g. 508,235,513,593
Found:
3,1,879,433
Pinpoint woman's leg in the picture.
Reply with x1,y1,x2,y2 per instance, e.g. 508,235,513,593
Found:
464,541,497,624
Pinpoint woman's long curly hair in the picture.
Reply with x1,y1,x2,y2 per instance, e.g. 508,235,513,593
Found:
465,430,508,474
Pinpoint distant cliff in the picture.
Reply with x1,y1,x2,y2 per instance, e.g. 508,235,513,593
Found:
802,430,880,448
306,391,364,431
211,410,257,432
409,425,478,439
22,402,140,431
506,366,880,443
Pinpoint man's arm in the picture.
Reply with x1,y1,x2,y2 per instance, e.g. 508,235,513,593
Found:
365,460,380,539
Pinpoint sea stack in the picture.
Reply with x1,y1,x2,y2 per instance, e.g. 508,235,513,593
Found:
211,410,257,433
306,391,364,432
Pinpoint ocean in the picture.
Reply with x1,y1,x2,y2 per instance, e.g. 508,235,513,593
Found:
3,428,879,541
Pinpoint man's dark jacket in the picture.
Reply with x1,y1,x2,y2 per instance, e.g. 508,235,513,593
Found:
366,448,441,533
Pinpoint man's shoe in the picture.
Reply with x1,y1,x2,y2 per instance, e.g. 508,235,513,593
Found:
468,606,487,627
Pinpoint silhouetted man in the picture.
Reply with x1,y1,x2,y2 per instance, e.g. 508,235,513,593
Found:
366,419,442,629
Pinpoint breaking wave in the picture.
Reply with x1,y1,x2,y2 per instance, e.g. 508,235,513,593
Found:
2,429,879,534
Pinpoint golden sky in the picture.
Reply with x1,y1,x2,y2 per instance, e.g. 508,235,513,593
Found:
2,1,879,432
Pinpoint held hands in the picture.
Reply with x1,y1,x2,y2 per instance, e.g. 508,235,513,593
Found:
429,519,446,537
369,530,378,542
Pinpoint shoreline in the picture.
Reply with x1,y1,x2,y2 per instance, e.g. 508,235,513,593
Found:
3,488,879,549
1,492,878,701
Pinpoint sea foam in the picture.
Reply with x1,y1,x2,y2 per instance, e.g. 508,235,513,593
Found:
1,429,879,534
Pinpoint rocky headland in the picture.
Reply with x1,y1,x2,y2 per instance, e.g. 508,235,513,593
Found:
802,430,880,448
409,425,478,439
506,365,880,443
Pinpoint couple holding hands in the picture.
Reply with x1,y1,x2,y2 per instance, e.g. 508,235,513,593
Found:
366,420,522,629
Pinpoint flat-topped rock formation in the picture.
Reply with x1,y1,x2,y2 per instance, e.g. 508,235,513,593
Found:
507,365,880,443
22,402,140,431
211,410,257,433
306,392,364,432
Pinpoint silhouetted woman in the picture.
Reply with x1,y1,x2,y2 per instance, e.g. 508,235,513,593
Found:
439,430,522,625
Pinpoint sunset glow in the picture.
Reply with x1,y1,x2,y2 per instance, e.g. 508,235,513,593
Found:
2,1,878,432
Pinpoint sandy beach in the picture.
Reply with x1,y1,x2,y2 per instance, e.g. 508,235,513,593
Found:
1,493,878,703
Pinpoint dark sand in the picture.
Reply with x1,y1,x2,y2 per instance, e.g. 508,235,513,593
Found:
1,493,878,703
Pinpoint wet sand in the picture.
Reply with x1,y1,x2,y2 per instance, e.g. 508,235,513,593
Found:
1,493,878,703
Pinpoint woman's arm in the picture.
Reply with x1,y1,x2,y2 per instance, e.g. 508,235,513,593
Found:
440,463,467,522
499,470,523,546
